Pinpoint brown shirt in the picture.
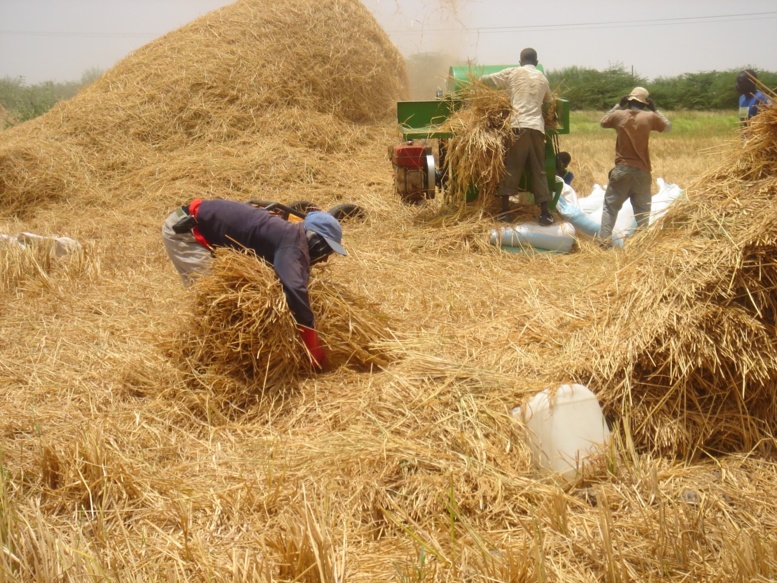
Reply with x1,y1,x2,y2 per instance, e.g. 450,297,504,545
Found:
600,108,670,173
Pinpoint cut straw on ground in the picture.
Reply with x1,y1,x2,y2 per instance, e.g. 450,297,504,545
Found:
0,0,775,580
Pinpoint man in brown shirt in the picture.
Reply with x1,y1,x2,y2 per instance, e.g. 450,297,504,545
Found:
599,86,671,246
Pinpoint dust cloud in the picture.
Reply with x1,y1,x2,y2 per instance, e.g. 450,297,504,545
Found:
400,0,469,99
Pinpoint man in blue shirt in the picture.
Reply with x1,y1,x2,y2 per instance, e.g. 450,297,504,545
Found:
736,69,771,124
162,199,347,370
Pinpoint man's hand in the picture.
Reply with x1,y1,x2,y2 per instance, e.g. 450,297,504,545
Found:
618,95,630,108
646,98,657,112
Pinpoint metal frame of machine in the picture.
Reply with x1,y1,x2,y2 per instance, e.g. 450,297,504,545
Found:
389,64,570,210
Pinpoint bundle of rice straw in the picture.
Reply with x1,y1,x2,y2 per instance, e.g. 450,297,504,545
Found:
167,247,398,410
439,79,512,216
565,95,777,457
170,249,304,397
0,235,96,292
309,277,396,371
438,77,562,220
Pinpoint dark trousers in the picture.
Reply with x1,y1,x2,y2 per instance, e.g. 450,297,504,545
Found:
599,165,652,240
497,128,550,206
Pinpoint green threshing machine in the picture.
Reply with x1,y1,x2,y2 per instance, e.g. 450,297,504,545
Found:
389,64,570,211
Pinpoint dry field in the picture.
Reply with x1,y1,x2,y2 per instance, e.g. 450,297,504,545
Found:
1,0,776,581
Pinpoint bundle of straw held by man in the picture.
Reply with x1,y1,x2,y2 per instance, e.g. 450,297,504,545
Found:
166,248,397,411
439,79,560,220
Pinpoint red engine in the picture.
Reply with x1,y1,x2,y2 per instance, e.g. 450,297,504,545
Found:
389,141,436,204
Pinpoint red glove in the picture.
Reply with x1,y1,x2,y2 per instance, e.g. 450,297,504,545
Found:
297,325,327,371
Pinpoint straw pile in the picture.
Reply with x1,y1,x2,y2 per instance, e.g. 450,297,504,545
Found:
0,237,98,293
438,78,562,220
543,100,777,456
440,80,512,215
308,276,398,371
164,249,305,413
0,0,408,217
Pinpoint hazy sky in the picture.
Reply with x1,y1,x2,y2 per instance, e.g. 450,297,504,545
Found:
1,0,775,84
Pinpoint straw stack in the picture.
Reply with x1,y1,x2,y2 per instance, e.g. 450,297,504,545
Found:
560,99,777,456
168,248,304,398
0,236,97,293
0,0,408,216
437,77,562,219
309,277,398,371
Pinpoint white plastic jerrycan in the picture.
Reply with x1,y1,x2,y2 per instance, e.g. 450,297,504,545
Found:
519,384,611,481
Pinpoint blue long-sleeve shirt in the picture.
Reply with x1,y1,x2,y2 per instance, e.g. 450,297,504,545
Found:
195,199,315,327
739,91,771,121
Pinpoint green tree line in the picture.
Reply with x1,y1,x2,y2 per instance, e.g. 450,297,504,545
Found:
406,53,775,110
2,63,775,127
0,69,102,126
546,65,777,111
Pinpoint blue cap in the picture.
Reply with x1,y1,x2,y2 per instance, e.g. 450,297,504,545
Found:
303,211,347,256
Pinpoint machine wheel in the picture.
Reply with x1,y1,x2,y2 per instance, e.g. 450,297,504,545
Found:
328,203,365,221
288,200,322,214
424,153,436,198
